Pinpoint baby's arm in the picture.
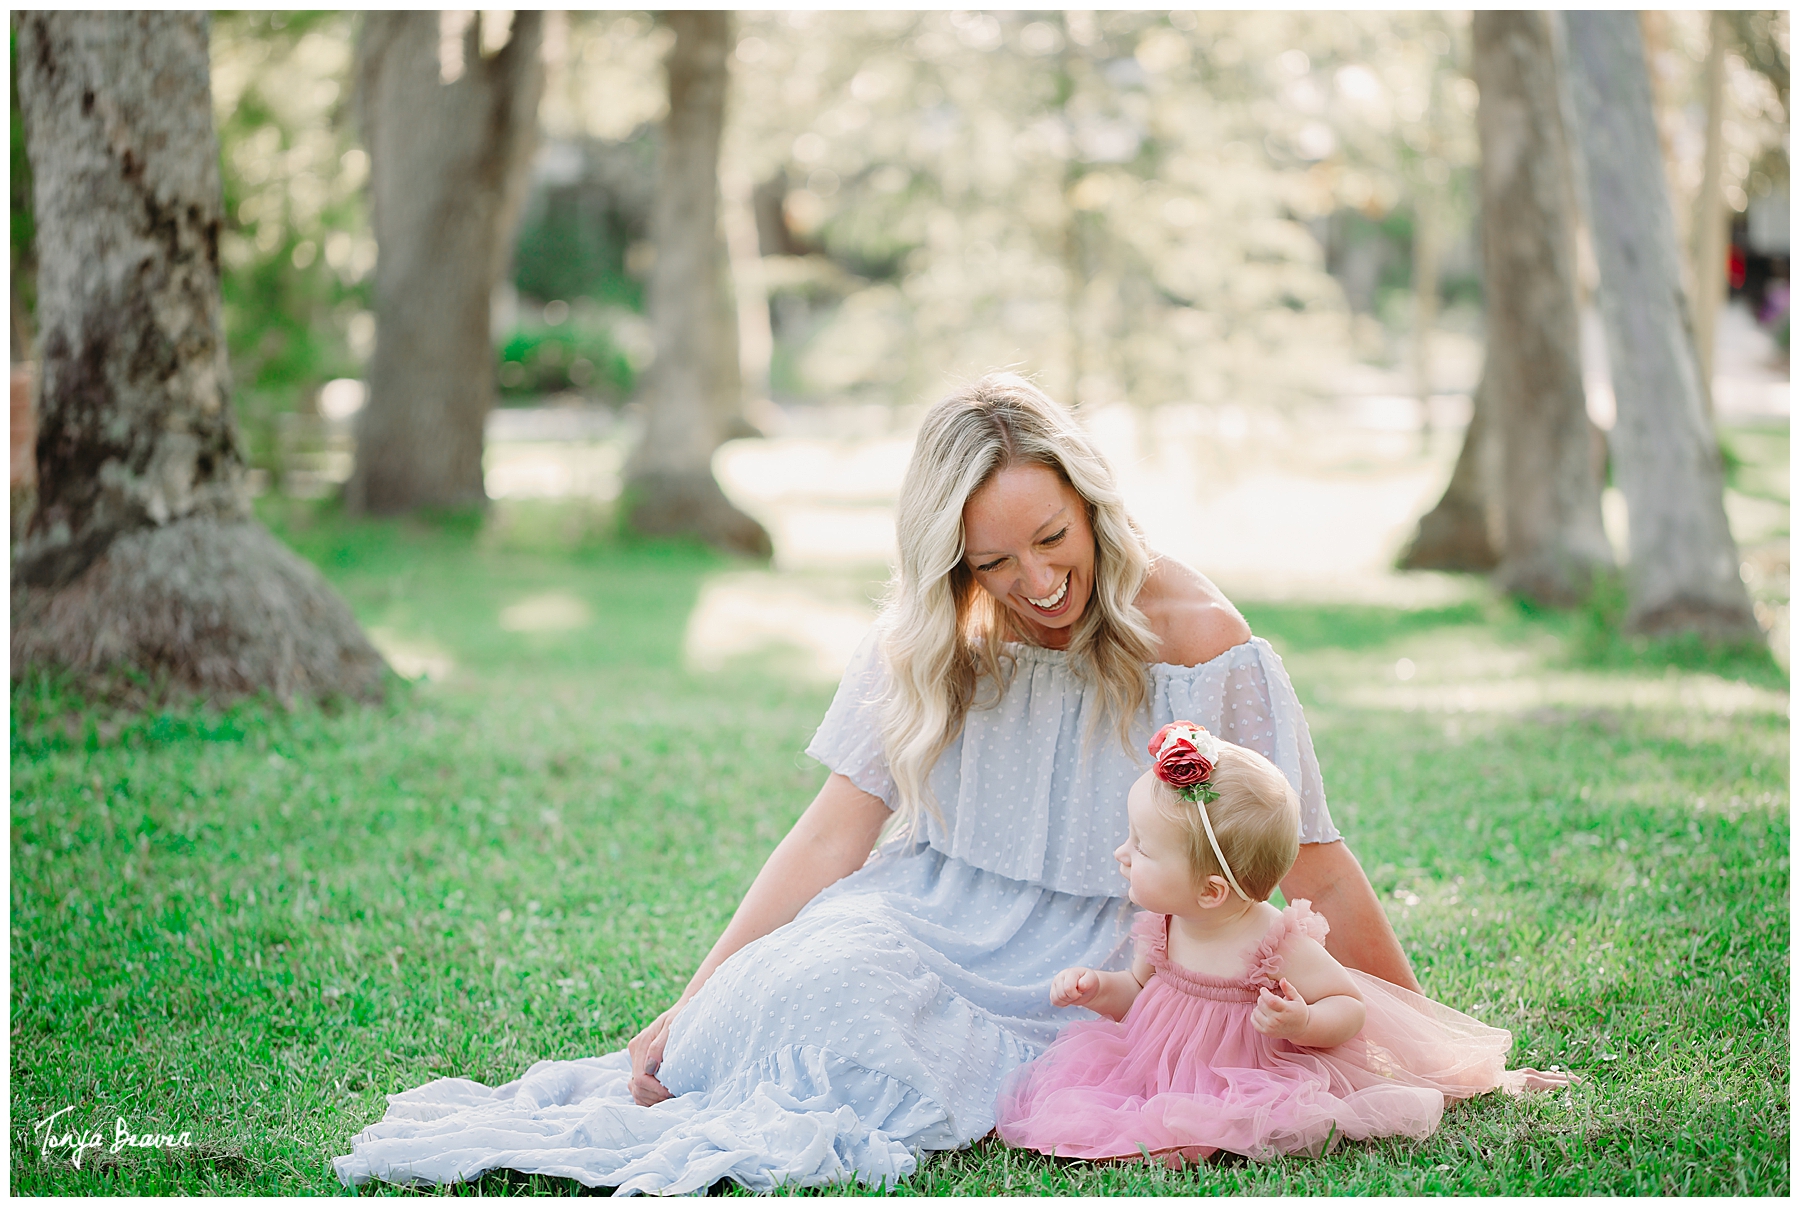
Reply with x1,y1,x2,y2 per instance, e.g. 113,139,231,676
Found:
1051,952,1153,1022
1251,934,1366,1048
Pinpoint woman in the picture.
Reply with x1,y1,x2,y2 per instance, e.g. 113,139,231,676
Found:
335,374,1418,1193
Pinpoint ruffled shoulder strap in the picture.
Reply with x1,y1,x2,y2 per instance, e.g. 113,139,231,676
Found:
1246,899,1331,984
1130,910,1169,964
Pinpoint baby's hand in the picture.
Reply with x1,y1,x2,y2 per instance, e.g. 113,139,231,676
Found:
1252,978,1312,1039
1050,967,1101,1009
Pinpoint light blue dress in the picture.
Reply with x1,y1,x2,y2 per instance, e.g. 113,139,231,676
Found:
334,630,1339,1193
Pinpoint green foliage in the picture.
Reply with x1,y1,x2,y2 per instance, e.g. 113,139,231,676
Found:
725,11,1484,407
211,12,371,471
812,166,929,281
497,318,636,403
1719,423,1793,505
1717,430,1748,488
511,185,645,313
1357,206,1421,308
9,509,1787,1195
9,14,369,465
1724,10,1791,114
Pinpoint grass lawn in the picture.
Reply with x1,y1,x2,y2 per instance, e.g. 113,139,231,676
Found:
10,500,1789,1195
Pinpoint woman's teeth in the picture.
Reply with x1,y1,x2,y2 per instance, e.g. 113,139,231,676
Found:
1029,576,1069,610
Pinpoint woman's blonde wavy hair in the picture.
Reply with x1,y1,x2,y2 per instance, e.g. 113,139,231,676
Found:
878,373,1160,832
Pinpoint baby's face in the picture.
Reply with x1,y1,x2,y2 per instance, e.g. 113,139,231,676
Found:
1115,773,1201,915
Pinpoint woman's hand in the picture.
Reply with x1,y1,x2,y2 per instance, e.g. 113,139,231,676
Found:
1050,966,1102,1009
621,773,889,1109
627,998,687,1106
1252,978,1312,1039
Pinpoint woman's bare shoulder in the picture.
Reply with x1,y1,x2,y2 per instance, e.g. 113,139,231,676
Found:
1135,553,1252,668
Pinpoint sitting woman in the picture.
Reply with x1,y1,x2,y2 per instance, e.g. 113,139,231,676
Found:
335,373,1422,1194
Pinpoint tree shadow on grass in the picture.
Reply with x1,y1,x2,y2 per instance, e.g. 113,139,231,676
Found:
1241,592,1786,691
255,495,737,684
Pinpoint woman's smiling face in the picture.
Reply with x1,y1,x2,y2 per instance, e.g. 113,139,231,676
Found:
961,462,1096,649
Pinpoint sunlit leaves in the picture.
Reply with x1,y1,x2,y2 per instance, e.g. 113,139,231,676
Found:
210,11,373,470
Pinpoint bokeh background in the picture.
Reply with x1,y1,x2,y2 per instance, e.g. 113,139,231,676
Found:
8,11,1791,1195
14,9,1786,682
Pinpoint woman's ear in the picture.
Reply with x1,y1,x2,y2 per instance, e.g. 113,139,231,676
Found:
1195,874,1233,909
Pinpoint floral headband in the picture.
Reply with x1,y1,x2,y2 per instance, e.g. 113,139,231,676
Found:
1148,721,1251,903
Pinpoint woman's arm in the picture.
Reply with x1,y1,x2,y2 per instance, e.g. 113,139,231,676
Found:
1137,558,1419,992
1281,841,1421,993
626,772,890,1104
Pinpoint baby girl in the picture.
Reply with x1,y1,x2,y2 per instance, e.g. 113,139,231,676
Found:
996,722,1568,1164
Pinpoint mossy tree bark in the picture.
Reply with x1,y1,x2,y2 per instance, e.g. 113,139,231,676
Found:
623,10,772,558
1474,10,1614,606
12,12,386,701
1561,12,1759,639
347,11,544,515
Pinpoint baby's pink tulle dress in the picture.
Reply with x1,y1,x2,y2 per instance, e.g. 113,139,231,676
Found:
996,901,1527,1163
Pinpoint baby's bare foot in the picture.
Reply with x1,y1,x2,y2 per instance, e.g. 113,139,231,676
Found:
1517,1067,1579,1090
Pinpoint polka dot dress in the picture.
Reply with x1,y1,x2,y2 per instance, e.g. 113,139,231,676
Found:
334,628,1341,1194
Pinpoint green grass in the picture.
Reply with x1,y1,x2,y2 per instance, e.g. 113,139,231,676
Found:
10,502,1789,1195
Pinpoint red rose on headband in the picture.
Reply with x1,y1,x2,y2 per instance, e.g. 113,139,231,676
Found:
1149,721,1218,789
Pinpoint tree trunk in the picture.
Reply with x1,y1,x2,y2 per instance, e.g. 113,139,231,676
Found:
347,11,545,515
1474,11,1614,607
1636,12,1689,258
1691,13,1729,403
721,164,774,412
1410,201,1439,450
624,10,771,558
711,235,757,441
1561,12,1759,639
12,12,385,701
1396,368,1502,572
12,361,36,550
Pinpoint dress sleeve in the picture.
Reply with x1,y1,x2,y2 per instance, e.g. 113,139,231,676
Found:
1207,641,1341,845
803,625,897,809
1281,899,1331,945
1248,900,1332,984
1130,910,1166,964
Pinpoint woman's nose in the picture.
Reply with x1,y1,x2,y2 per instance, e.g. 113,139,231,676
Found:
1023,560,1062,598
1010,547,1046,577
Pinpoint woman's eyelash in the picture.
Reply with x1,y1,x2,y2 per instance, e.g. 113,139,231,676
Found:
973,531,1061,571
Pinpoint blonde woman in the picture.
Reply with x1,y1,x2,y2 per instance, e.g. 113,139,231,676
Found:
336,374,1418,1194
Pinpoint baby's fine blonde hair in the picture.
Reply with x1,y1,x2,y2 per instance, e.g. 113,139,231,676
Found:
1151,742,1300,901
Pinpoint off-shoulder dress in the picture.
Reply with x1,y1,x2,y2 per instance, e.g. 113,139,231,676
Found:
335,630,1343,1193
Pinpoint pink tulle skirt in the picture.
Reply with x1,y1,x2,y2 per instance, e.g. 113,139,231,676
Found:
997,905,1523,1163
